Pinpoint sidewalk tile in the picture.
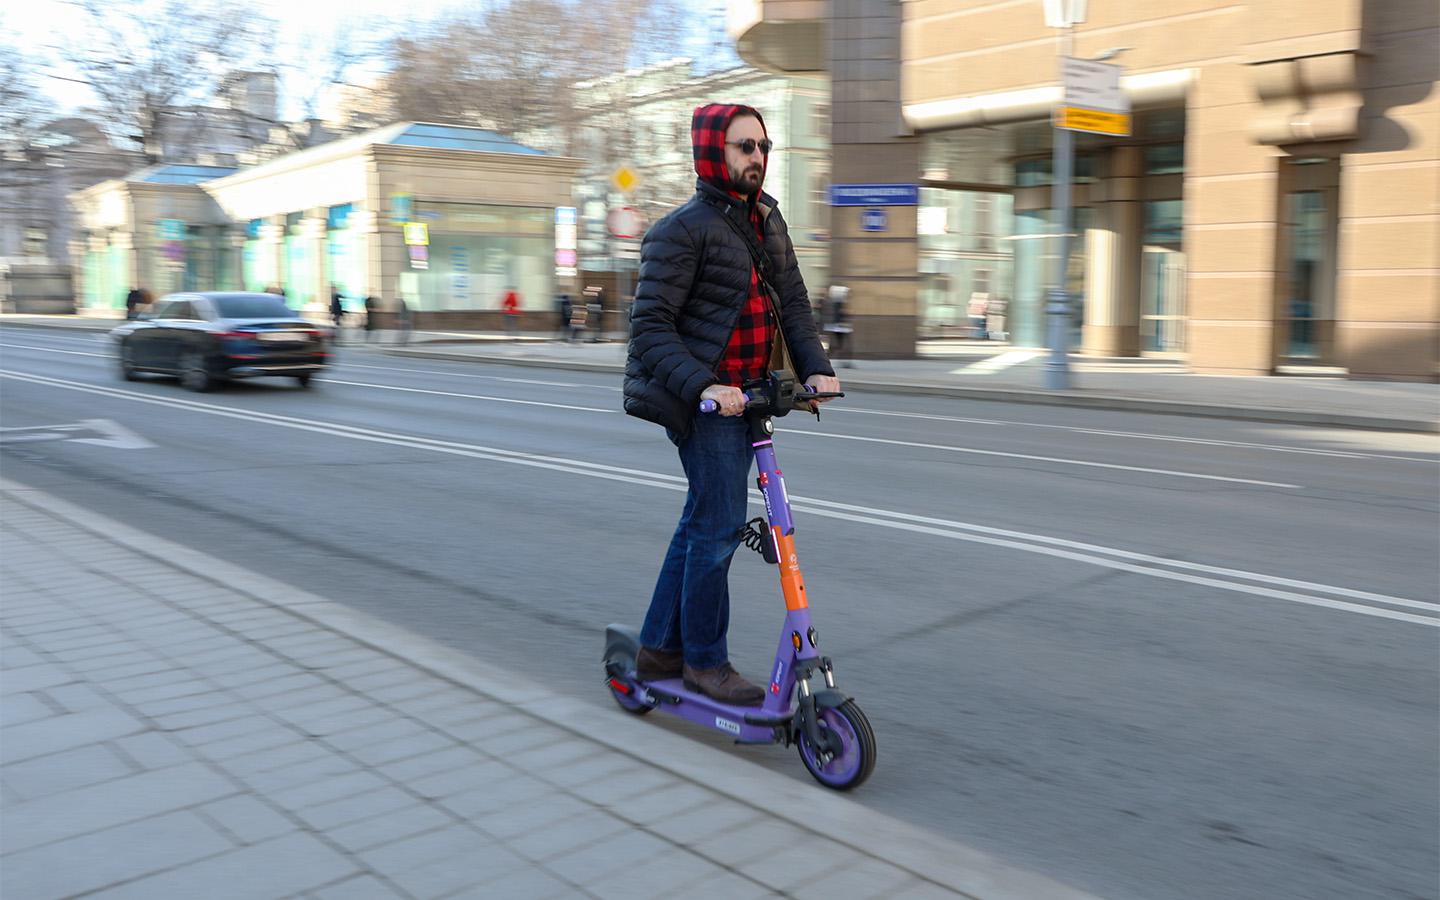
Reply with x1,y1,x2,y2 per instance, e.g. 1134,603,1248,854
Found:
385,841,530,899
796,857,923,899
736,834,860,893
603,782,715,825
199,726,307,762
543,827,673,884
112,730,192,770
505,736,595,773
1,810,232,899
407,758,511,801
542,754,641,790
2,662,73,692
1,760,238,854
240,754,361,794
440,865,575,900
82,657,182,682
0,645,43,669
349,729,457,767
507,807,632,862
295,784,418,831
703,819,814,869
198,794,299,845
357,822,494,876
666,869,784,899
471,722,569,757
1,691,57,727
301,703,396,737
342,666,428,692
326,803,455,853
437,772,551,819
367,679,443,704
2,708,144,763
471,793,593,841
308,874,410,900
586,850,733,900
651,801,764,847
117,677,223,705
88,830,358,900
217,738,332,777
323,717,427,752
135,688,237,717
154,699,260,730
376,744,490,783
4,742,137,800
886,877,972,899
569,766,675,806
173,712,284,747
269,769,385,809
45,681,114,712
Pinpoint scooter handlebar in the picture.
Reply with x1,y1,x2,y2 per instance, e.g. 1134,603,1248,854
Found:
698,385,844,414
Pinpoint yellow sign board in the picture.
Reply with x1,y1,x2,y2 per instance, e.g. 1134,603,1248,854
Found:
402,222,429,246
1056,106,1132,136
611,167,640,194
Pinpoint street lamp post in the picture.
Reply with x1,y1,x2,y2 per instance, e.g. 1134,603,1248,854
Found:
1043,0,1083,390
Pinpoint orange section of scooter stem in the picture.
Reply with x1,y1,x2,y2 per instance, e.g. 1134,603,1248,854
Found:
772,529,808,610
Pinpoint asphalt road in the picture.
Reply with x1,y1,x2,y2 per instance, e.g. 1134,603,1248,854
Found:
3,325,1437,900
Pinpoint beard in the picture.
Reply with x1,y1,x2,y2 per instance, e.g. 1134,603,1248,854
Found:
729,163,764,193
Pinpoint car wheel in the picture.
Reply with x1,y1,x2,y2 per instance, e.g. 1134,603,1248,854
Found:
294,374,313,388
180,350,214,392
119,343,139,381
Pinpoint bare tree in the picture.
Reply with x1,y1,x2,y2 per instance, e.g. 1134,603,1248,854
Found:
0,25,48,147
382,0,689,152
60,0,275,164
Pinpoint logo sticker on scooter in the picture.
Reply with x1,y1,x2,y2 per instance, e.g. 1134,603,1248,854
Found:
771,659,784,694
714,716,741,735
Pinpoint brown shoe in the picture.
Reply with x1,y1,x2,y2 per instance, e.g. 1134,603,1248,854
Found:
683,662,765,707
635,646,683,681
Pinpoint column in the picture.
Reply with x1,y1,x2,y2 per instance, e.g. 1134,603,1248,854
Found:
1083,146,1142,356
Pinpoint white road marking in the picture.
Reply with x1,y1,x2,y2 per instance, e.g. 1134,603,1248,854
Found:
3,369,1433,629
0,342,109,358
784,430,1300,488
950,349,1042,375
320,378,612,413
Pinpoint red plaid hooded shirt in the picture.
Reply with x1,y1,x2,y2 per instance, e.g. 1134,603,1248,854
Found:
692,103,774,388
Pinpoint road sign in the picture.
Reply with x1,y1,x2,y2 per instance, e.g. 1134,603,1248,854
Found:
403,222,429,246
1058,57,1130,136
830,184,919,207
612,167,641,194
607,206,645,239
555,248,577,267
555,206,577,226
408,244,429,269
861,208,888,232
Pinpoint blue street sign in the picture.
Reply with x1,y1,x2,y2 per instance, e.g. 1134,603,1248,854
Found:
861,208,888,232
830,183,919,207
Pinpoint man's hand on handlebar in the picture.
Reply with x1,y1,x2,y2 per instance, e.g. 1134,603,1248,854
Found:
801,374,842,411
701,383,748,417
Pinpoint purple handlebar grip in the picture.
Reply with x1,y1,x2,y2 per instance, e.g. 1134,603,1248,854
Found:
699,399,718,413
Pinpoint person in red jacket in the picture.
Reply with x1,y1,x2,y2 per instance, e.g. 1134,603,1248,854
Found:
501,287,520,340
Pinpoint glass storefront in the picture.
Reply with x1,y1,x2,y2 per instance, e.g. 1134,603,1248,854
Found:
1010,207,1089,348
917,187,1014,338
1140,199,1186,352
1281,158,1339,362
410,203,553,312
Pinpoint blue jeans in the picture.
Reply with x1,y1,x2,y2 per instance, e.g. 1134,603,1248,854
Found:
640,413,753,669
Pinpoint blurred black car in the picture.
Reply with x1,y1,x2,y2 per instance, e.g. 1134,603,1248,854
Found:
112,292,328,392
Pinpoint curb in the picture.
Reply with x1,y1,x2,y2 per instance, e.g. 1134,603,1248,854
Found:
382,348,1440,435
0,478,1099,900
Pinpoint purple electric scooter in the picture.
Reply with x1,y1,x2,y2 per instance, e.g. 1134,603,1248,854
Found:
604,370,876,791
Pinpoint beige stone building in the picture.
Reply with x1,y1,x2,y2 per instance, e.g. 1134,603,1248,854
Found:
731,0,1439,379
72,123,583,328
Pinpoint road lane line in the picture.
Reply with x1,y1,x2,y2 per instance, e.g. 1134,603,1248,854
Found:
4,369,1432,629
320,378,612,413
786,430,1301,488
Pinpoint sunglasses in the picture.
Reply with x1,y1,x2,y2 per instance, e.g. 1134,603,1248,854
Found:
726,138,773,156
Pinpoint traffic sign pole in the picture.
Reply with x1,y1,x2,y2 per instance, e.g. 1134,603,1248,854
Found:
1045,25,1077,391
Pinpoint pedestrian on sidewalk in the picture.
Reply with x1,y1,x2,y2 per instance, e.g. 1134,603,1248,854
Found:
125,287,143,320
329,286,345,343
587,289,605,342
825,283,854,368
363,295,379,343
395,295,413,346
556,292,572,340
501,286,521,340
624,102,838,705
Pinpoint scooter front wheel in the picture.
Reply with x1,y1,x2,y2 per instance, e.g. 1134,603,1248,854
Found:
797,699,876,790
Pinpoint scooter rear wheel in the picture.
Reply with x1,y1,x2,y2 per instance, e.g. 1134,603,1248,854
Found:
603,657,651,716
797,699,876,790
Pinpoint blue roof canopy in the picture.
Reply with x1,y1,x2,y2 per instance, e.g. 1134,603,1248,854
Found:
135,164,239,184
387,123,545,156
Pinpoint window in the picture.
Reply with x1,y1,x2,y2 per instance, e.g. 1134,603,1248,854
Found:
810,168,830,230
812,103,830,139
211,295,293,318
1144,144,1185,175
974,268,992,295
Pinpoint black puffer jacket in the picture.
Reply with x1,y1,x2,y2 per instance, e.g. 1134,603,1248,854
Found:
624,179,833,437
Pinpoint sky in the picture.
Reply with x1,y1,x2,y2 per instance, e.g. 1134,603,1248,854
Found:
7,0,731,119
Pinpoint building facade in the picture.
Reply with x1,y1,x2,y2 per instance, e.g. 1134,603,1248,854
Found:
70,123,582,327
569,59,833,322
731,0,1439,379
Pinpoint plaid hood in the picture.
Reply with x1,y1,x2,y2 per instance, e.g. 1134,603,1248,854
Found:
692,103,768,198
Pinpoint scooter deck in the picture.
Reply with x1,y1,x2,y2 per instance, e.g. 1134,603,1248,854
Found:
636,677,792,743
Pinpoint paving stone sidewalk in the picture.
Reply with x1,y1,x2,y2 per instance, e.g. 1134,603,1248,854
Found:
0,486,1094,900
